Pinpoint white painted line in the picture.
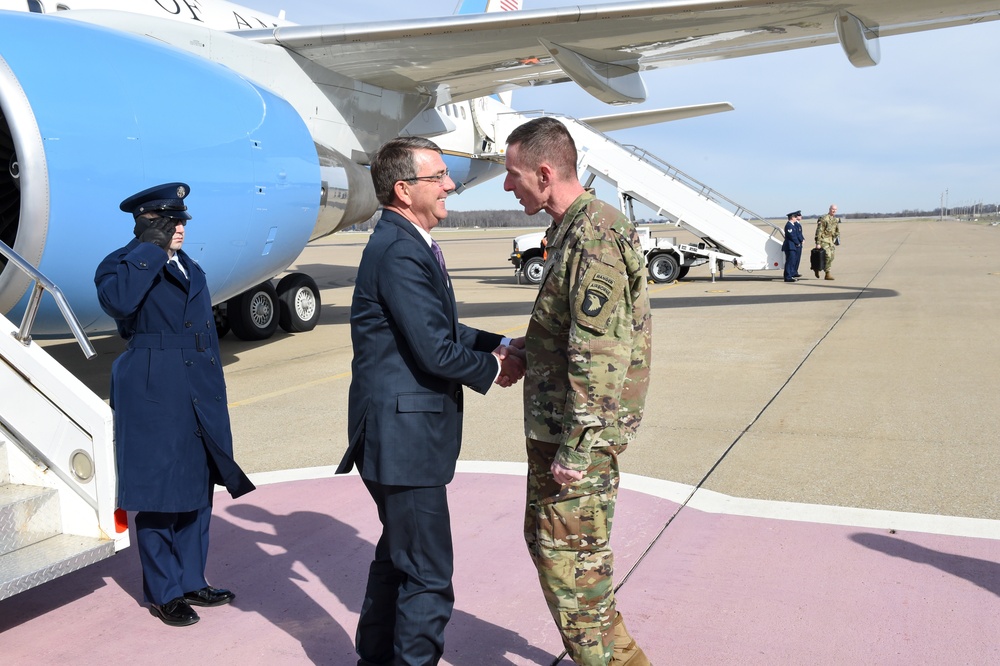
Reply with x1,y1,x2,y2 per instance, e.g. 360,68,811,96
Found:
619,472,1000,541
237,462,1000,541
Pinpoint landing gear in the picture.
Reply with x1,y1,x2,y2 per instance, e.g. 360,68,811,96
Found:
214,305,230,339
214,273,322,341
226,281,279,341
276,273,321,333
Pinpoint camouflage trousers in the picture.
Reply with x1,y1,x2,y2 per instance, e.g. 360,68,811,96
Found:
524,438,622,665
820,241,836,272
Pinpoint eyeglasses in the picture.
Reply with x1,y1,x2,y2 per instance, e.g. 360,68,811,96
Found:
403,169,450,184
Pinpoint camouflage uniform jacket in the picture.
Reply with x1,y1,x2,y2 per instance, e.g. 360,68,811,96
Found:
523,192,652,472
815,214,840,244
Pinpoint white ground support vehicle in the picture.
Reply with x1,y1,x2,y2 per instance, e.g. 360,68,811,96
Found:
496,111,787,285
510,226,709,284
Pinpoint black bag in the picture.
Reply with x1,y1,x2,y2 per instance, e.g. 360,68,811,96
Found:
810,247,826,272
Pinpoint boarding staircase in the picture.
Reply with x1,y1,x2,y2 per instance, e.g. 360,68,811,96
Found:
0,241,126,601
488,110,786,275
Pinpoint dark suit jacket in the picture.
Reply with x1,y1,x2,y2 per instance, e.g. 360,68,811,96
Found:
337,210,501,487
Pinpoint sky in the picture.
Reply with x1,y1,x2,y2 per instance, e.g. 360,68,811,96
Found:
235,0,1000,218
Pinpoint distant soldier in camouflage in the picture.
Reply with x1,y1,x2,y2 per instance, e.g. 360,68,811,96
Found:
503,117,652,666
815,204,841,280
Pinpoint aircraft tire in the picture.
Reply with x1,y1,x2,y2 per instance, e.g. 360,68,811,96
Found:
277,273,321,333
648,253,680,283
213,305,230,339
227,281,280,341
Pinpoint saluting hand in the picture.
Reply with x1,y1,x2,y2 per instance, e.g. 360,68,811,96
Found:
137,216,176,250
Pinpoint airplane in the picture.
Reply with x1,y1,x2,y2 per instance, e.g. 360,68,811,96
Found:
0,0,998,344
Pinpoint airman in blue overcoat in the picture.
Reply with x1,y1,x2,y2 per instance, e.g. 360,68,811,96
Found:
782,210,805,281
94,182,254,627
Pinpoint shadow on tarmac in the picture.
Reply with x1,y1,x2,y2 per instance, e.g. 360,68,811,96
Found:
851,532,1000,598
651,286,897,309
0,498,555,666
220,503,553,665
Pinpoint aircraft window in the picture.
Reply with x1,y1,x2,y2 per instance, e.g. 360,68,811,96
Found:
27,0,44,13
57,3,70,9
443,106,451,117
461,107,467,120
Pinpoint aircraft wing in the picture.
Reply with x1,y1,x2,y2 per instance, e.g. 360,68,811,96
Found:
239,0,1000,105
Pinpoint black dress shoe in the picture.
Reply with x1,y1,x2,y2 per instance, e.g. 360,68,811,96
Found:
149,598,199,626
184,586,235,607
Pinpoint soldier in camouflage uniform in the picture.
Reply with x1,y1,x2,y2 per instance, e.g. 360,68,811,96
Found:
503,117,652,666
814,204,841,280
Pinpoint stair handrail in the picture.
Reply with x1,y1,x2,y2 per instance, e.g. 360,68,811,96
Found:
619,142,784,238
0,239,95,359
541,111,786,240
490,109,786,243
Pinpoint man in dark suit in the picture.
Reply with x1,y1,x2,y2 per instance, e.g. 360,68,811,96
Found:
336,137,522,665
95,183,255,627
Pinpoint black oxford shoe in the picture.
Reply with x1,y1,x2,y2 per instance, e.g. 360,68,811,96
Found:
184,586,236,607
149,598,199,626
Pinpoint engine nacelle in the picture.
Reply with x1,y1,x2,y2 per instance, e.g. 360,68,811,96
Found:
0,10,335,335
312,141,379,241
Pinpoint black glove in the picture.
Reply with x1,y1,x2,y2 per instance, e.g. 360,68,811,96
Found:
132,216,150,239
137,216,176,250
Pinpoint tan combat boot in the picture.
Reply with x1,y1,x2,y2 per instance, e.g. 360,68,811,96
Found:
612,612,651,666
824,272,834,280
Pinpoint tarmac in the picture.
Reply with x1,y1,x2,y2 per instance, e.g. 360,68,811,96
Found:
2,218,1000,664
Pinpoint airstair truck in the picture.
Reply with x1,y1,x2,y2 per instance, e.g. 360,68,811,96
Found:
1,242,127,601
510,225,707,284
492,111,786,283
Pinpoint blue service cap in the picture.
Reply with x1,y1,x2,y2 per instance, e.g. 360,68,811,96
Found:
119,182,192,220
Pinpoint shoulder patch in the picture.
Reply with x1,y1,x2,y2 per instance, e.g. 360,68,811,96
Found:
582,272,614,316
575,263,624,334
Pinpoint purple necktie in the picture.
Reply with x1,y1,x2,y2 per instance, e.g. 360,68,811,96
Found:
430,240,449,279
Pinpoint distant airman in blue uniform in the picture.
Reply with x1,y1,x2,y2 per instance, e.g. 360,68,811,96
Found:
782,210,804,281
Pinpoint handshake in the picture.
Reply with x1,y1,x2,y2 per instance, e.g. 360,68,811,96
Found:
493,336,526,388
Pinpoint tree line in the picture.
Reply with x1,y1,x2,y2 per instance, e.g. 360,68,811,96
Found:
348,209,553,231
346,204,998,231
840,204,999,220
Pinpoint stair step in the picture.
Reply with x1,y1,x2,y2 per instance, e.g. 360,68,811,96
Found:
0,533,115,601
0,484,60,556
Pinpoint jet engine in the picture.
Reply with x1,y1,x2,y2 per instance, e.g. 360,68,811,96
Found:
0,10,369,338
